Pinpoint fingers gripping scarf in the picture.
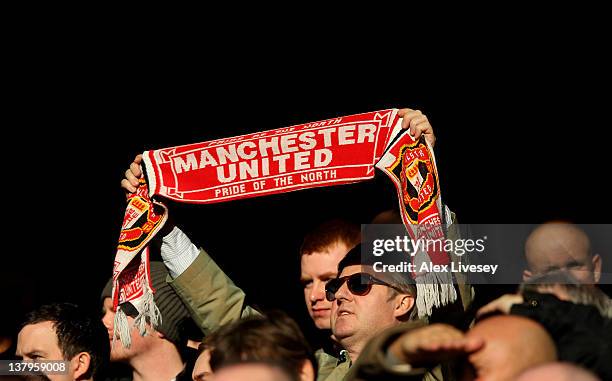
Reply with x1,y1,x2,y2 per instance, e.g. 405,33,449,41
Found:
112,109,455,347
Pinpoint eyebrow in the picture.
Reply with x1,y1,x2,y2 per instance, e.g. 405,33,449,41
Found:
545,260,584,272
319,271,337,279
565,260,583,266
300,271,337,281
19,350,47,359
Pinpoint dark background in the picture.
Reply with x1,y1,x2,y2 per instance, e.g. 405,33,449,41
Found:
2,26,610,351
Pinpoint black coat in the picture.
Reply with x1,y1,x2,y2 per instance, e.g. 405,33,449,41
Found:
511,291,612,380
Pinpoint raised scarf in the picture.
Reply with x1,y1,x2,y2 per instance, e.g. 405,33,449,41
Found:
112,109,455,346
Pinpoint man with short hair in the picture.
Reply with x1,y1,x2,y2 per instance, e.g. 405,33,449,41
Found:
299,219,361,330
323,244,445,380
16,302,109,381
193,311,316,381
523,222,602,284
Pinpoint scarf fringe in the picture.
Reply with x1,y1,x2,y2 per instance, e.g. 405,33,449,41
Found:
415,271,457,318
134,280,162,337
113,307,131,348
112,278,162,349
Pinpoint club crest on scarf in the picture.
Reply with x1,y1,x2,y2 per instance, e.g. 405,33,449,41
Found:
117,178,166,255
396,141,439,225
112,177,167,348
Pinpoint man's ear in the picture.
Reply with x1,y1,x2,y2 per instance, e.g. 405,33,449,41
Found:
71,352,91,380
522,269,533,282
592,254,602,283
299,359,315,381
393,294,415,319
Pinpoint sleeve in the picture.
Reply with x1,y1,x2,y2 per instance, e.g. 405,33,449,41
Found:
160,226,201,278
166,247,261,335
346,321,442,381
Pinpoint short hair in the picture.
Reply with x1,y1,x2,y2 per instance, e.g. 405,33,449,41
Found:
204,311,316,380
299,219,360,256
22,303,110,380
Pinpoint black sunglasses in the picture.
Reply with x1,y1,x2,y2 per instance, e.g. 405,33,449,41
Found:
325,272,402,301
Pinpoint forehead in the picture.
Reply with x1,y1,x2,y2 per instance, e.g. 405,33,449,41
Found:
17,321,61,355
301,242,349,273
214,363,289,381
527,240,590,268
338,264,375,277
193,349,212,379
103,297,113,311
526,225,590,265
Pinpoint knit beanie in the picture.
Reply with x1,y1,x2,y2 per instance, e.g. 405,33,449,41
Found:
101,261,193,346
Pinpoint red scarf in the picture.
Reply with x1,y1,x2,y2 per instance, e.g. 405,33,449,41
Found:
376,130,456,317
112,109,455,346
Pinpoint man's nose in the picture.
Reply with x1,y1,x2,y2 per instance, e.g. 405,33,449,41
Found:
101,311,115,330
310,280,326,302
334,280,352,303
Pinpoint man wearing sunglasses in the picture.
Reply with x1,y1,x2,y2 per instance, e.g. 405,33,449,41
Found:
321,243,437,380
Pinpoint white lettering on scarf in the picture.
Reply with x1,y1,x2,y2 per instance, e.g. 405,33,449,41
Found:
171,124,376,183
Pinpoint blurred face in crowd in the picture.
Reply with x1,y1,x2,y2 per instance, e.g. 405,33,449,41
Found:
459,316,557,381
330,265,412,357
17,321,89,381
192,348,213,381
300,241,350,329
192,349,314,381
524,223,601,284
